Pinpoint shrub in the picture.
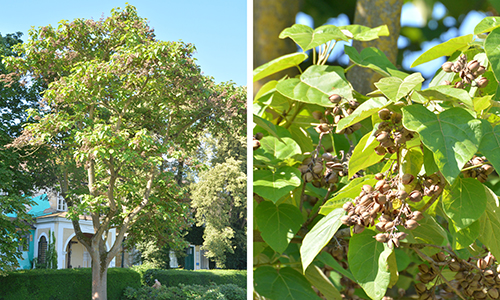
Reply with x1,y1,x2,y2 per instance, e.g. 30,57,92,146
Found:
122,283,246,300
0,267,140,300
142,269,246,289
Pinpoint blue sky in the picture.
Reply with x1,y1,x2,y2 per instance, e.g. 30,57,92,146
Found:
0,0,247,86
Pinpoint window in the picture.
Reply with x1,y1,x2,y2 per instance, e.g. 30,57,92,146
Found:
18,234,29,252
57,196,67,211
38,236,47,264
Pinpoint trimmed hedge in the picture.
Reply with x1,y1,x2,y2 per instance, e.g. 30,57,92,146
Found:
143,269,246,289
0,267,141,300
123,283,246,300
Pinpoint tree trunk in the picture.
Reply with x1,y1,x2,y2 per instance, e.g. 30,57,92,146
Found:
91,249,108,300
347,0,404,95
253,0,302,94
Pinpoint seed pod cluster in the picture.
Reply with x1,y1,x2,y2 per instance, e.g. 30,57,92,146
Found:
416,252,500,300
374,109,416,156
320,94,362,135
441,55,489,89
462,156,495,183
298,152,347,188
253,132,263,151
341,174,424,247
421,173,443,197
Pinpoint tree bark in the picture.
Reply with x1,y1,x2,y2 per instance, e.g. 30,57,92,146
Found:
347,0,404,95
91,245,108,300
253,0,302,94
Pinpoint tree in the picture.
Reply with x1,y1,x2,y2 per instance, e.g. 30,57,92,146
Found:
253,14,500,300
190,84,247,269
0,32,52,275
2,5,241,299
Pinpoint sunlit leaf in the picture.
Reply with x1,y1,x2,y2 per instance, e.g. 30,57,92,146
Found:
337,97,389,131
478,121,500,173
374,72,424,102
475,16,500,34
255,201,304,254
253,53,308,82
301,208,345,272
416,85,473,111
478,186,500,261
254,167,302,203
411,34,473,67
348,131,384,178
344,46,408,79
339,25,389,41
279,24,349,52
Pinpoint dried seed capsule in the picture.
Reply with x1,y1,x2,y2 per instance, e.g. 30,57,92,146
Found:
329,94,341,103
476,77,489,88
409,190,422,203
392,113,402,124
353,224,365,234
401,174,414,185
377,194,387,205
384,221,395,231
395,232,407,240
448,261,461,272
303,172,314,183
340,215,350,225
375,222,386,232
362,184,374,194
411,211,424,221
376,131,390,142
488,288,499,299
441,61,453,72
433,252,446,262
326,172,339,184
312,163,324,175
375,173,384,180
343,202,354,212
467,60,480,72
374,146,387,156
477,258,487,270
392,237,400,248
418,263,430,274
375,233,389,243
378,108,392,120
351,122,362,131
415,282,427,294
398,190,408,200
254,132,264,140
484,253,494,267
454,80,464,89
312,111,323,120
253,139,261,150
473,291,487,299
387,239,394,249
482,164,494,175
475,65,486,76
405,219,419,230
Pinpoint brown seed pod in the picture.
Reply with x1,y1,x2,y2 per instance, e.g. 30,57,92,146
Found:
477,258,487,270
475,65,486,76
353,224,365,234
384,221,395,231
322,152,334,161
409,190,423,203
254,132,264,140
375,222,386,232
418,263,430,274
401,173,414,185
334,114,343,124
414,282,427,294
392,113,402,124
411,211,424,221
387,239,394,249
442,61,453,72
326,172,339,184
362,184,374,194
476,77,489,88
392,237,400,248
376,131,390,142
312,163,324,175
343,201,354,211
484,253,494,267
312,111,324,120
482,164,494,175
488,288,499,299
405,219,419,230
329,94,341,104
467,60,480,72
375,233,389,243
351,122,362,131
433,252,447,262
378,108,392,120
473,291,487,299
454,81,464,89
398,190,408,200
374,146,387,156
303,172,314,183
375,173,384,180
377,194,387,205
340,215,351,225
253,139,261,150
380,138,395,148
448,261,461,272
395,231,407,240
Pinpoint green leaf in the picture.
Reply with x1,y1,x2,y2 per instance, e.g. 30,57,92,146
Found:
253,115,285,143
253,53,308,82
402,105,483,184
478,121,500,173
338,25,389,41
318,251,356,281
337,97,389,131
411,34,473,67
387,250,399,288
442,177,486,231
484,27,500,82
320,176,378,215
450,220,480,250
474,16,500,34
374,73,424,102
478,185,500,261
255,201,304,254
402,214,448,246
254,266,322,300
276,65,352,107
344,46,408,79
254,167,302,203
279,24,349,52
422,144,439,175
260,126,302,160
301,208,345,272
416,85,473,111
305,265,342,300
348,132,384,178
348,229,393,300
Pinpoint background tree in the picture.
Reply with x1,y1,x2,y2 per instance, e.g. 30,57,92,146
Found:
0,32,54,275
2,5,242,299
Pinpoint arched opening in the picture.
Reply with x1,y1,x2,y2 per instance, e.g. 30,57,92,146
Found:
37,236,48,264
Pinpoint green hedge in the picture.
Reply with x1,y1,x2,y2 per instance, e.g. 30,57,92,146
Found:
123,283,246,300
0,268,141,300
143,269,246,289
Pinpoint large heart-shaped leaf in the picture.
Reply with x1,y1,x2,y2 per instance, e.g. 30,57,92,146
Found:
442,177,486,231
475,16,500,34
344,46,408,79
479,186,500,261
305,265,342,300
348,229,393,300
479,121,500,173
279,24,349,52
337,97,389,131
411,34,473,67
416,85,473,110
276,65,352,107
301,208,345,272
260,134,302,161
402,214,448,246
451,221,480,250
254,167,302,203
253,114,285,143
374,72,424,102
338,24,389,41
254,266,322,300
254,53,308,82
255,201,304,253
485,27,500,83
402,105,483,184
348,131,384,178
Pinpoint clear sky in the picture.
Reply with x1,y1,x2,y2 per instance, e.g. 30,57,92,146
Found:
0,0,247,86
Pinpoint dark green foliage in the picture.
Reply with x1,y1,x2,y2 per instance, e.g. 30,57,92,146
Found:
0,268,140,300
142,269,246,289
122,283,246,300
